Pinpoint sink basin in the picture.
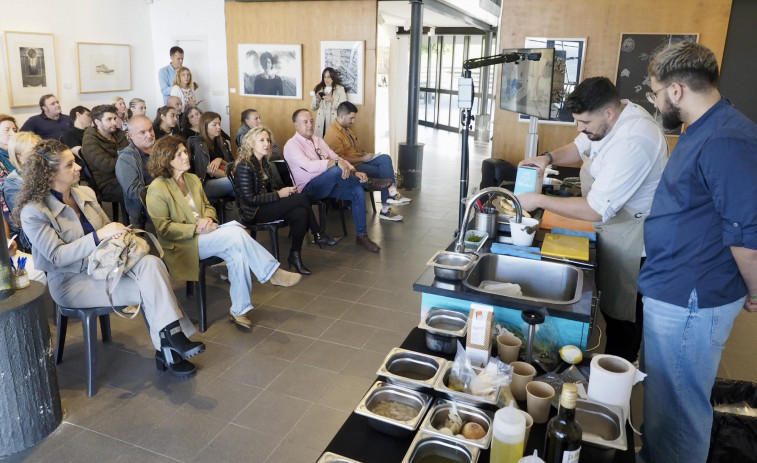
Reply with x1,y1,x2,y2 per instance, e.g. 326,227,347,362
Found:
463,254,583,305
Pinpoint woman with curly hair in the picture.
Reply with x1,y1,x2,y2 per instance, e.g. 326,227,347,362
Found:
17,139,204,378
311,67,347,137
232,127,337,274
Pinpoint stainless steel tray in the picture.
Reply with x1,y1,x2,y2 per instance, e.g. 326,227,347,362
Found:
427,251,478,280
419,308,468,338
576,399,627,451
377,348,446,390
420,398,494,449
354,381,433,437
433,361,500,407
316,452,363,463
402,431,480,463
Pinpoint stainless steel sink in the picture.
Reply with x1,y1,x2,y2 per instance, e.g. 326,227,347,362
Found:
463,254,583,305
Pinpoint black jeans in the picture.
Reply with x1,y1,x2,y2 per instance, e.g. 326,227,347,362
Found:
252,194,319,253
602,257,645,363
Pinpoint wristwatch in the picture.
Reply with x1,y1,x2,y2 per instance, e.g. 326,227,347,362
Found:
539,151,553,164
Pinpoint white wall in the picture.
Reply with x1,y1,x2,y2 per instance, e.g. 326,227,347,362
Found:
148,0,230,132
0,0,158,126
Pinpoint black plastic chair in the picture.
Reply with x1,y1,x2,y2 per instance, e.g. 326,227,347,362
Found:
186,256,224,333
55,303,125,397
78,148,125,223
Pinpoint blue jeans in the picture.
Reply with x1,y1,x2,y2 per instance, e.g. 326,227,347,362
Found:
197,226,280,316
638,291,745,463
203,176,234,199
355,154,395,204
302,166,367,235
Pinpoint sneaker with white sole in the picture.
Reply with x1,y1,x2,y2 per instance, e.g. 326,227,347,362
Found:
387,193,412,205
379,208,403,221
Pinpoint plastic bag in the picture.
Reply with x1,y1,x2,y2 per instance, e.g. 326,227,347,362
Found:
449,341,475,392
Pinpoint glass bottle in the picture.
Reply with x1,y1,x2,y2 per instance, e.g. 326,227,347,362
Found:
543,383,582,463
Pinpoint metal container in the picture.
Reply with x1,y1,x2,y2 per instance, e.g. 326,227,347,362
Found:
377,348,446,390
433,361,500,408
316,452,362,463
402,431,480,463
420,398,494,449
575,399,627,451
474,207,498,238
427,251,477,281
419,308,468,354
463,230,488,253
354,381,433,437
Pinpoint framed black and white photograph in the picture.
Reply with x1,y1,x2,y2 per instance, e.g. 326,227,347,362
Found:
238,43,302,99
321,40,364,105
77,42,132,93
4,31,58,107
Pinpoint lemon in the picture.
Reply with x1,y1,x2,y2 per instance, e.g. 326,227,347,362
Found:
559,345,583,364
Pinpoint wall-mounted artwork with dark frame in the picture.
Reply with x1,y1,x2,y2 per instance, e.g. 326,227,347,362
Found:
238,43,302,99
4,31,59,107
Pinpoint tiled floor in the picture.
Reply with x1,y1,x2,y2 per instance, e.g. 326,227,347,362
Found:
6,126,757,462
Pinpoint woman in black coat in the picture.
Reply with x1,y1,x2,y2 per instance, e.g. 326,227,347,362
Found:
230,126,336,274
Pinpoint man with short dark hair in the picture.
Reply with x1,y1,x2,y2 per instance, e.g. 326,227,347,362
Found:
116,116,156,228
59,106,91,157
20,94,72,140
159,46,184,104
324,101,410,222
637,41,757,463
284,109,391,252
82,104,128,201
517,76,667,363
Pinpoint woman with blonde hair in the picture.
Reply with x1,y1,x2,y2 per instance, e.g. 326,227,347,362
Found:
111,96,128,129
232,127,337,274
170,66,199,112
127,98,146,121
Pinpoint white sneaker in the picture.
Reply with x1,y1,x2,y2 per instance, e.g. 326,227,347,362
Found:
379,208,403,221
387,192,412,205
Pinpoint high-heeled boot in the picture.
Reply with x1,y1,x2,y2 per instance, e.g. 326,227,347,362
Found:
155,349,197,379
288,251,312,275
159,320,205,362
313,231,338,248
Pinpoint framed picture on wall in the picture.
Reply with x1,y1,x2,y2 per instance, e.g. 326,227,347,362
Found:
3,31,58,107
615,33,698,135
77,42,132,93
320,40,364,105
518,37,587,125
238,44,302,99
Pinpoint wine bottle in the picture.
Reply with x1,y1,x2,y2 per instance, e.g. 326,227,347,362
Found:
543,383,582,463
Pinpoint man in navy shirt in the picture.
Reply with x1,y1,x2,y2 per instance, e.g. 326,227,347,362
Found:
20,94,72,140
638,41,757,463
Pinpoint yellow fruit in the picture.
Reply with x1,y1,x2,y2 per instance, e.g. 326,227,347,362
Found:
559,345,583,364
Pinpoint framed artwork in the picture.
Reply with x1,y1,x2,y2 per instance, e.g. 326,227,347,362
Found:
77,42,132,93
320,40,364,105
4,31,59,107
615,33,698,135
238,44,302,99
518,37,587,124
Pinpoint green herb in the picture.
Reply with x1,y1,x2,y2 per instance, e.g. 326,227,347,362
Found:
466,235,483,243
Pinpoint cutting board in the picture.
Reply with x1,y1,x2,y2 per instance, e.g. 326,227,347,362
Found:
540,210,595,233
541,233,590,261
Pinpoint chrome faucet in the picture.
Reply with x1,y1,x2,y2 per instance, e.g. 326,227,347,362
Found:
454,187,523,253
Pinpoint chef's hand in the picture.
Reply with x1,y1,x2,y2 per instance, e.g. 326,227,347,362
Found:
745,295,757,313
517,192,542,212
518,155,550,176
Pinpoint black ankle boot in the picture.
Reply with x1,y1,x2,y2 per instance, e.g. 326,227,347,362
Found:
288,251,311,275
155,350,197,379
313,232,338,248
159,321,205,361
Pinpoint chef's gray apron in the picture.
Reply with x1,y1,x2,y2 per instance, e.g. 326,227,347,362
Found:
578,117,648,322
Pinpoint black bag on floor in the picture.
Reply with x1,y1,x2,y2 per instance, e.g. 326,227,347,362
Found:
708,378,757,463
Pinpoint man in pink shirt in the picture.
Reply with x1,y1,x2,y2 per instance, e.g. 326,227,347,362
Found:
284,109,390,252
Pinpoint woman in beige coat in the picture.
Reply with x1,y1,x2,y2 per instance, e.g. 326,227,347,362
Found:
311,67,347,137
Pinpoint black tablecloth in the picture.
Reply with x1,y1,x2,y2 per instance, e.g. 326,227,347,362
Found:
323,327,636,462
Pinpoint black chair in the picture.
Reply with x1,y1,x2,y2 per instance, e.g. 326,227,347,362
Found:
55,304,125,397
78,149,125,223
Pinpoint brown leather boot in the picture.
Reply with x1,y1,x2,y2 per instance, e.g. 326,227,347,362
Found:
356,234,380,252
269,268,302,287
362,178,393,191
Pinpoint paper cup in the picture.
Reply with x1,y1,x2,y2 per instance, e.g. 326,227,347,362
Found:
510,361,536,401
526,381,555,423
509,217,540,246
518,409,534,444
497,333,522,364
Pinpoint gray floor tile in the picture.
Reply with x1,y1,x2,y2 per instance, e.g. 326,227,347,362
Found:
337,269,379,287
288,274,334,295
317,374,375,412
60,384,133,429
245,304,296,330
113,446,179,463
41,428,134,463
294,339,359,372
342,349,388,380
183,377,262,421
220,351,290,389
252,331,315,361
300,295,354,319
0,422,82,463
341,303,419,333
202,319,275,351
284,405,349,451
138,407,228,461
265,441,322,463
266,289,317,311
234,390,312,436
362,328,413,354
325,281,370,302
89,393,180,444
319,320,375,348
184,340,250,380
267,363,338,402
277,310,336,338
193,423,278,463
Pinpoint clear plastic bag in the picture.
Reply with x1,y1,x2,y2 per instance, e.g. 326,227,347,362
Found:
449,341,474,392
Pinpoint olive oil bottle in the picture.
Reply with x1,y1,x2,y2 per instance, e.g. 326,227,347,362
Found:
543,383,582,463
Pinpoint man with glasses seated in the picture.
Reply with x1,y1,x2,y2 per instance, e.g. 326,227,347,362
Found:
284,108,391,253
515,76,668,364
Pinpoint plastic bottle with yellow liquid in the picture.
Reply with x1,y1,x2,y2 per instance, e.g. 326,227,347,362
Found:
491,401,526,463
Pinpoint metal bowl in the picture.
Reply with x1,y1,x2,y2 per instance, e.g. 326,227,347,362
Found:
433,361,500,408
402,431,480,463
316,452,362,463
427,251,477,280
354,381,433,437
377,348,445,390
420,399,494,449
419,308,468,354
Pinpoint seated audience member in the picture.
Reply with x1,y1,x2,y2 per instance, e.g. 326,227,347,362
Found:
236,109,281,159
187,112,235,199
127,98,147,121
284,109,391,253
153,106,179,140
112,96,127,129
0,115,21,252
81,104,129,201
180,105,202,140
18,139,204,377
170,66,200,112
145,136,301,329
159,46,184,105
59,106,92,157
324,101,410,222
20,94,73,140
116,116,156,229
167,96,184,120
233,127,337,274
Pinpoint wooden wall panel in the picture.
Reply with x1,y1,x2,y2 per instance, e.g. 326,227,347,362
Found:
492,0,733,164
225,1,377,151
